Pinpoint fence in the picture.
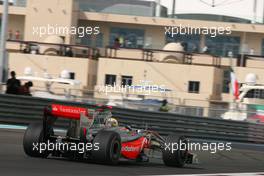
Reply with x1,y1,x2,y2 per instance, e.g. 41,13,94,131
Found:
1,83,262,123
7,40,100,59
0,93,263,144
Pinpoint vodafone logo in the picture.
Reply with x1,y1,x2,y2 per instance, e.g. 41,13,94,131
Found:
121,146,139,152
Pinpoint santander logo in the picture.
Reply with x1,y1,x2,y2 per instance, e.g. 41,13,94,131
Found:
52,104,87,115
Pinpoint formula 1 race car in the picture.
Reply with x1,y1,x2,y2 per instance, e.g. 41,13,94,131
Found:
23,104,195,167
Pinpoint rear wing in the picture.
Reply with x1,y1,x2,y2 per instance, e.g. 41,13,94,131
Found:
42,104,112,140
44,104,112,120
46,104,88,120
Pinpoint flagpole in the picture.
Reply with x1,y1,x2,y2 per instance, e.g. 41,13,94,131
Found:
228,51,237,114
253,0,257,23
172,0,176,16
263,0,264,23
0,0,9,84
155,0,161,17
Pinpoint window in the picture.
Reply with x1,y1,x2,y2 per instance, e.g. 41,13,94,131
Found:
78,35,92,46
105,74,116,86
222,70,230,93
188,81,200,93
245,89,264,99
166,34,201,52
78,33,104,47
95,33,103,47
205,36,240,57
76,30,104,48
121,76,133,86
109,27,145,49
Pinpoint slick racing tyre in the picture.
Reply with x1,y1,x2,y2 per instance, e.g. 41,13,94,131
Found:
92,130,121,165
162,134,189,167
23,123,53,158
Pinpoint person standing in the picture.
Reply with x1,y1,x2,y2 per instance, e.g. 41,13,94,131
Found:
6,71,21,94
15,30,20,40
113,38,121,49
8,29,13,40
159,99,170,112
65,47,73,57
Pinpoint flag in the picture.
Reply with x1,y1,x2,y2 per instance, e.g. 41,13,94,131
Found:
230,71,239,99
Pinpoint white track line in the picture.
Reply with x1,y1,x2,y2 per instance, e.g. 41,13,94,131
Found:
0,124,26,130
143,172,264,176
0,124,66,132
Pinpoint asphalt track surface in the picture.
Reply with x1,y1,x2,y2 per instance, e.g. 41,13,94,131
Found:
0,128,264,176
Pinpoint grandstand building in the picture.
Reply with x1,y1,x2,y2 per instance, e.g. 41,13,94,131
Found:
1,0,264,115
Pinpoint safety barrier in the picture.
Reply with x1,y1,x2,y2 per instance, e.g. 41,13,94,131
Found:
0,93,263,144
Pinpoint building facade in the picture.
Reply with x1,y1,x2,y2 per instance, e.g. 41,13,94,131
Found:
1,0,264,112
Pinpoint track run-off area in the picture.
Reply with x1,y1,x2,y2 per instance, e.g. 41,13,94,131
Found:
0,125,264,176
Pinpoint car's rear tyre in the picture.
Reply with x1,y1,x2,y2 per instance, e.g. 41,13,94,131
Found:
23,123,53,158
162,134,189,167
92,130,121,165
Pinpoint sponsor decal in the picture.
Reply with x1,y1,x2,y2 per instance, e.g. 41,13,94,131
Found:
121,146,140,152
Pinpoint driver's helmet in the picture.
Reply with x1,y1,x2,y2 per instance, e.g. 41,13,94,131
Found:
105,118,118,127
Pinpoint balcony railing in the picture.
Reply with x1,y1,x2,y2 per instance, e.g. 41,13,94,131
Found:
7,39,100,59
6,39,264,69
